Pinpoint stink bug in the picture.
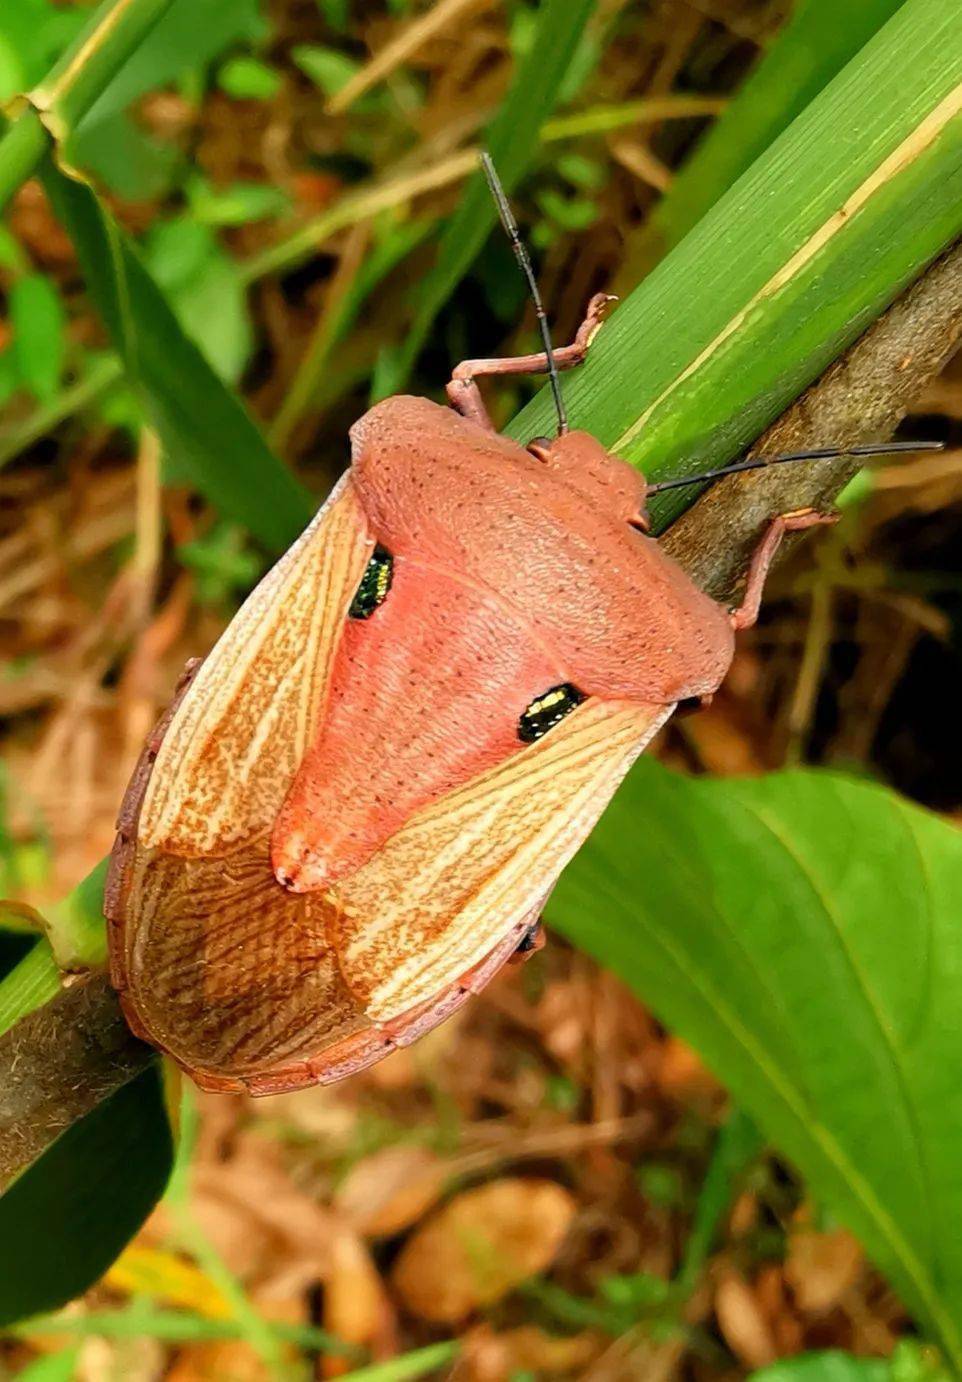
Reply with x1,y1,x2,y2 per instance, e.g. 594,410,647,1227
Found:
105,157,940,1094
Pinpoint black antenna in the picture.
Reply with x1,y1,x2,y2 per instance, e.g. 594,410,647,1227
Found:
644,440,945,495
480,150,568,435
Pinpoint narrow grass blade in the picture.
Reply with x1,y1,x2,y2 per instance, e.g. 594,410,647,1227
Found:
377,0,597,395
44,162,313,552
619,0,909,279
508,0,962,529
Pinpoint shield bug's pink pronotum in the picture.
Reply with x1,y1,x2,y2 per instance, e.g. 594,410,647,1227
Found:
105,155,941,1094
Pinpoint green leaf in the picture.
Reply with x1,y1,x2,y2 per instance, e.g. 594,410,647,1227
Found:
675,1108,764,1294
316,0,350,31
378,0,597,395
0,1065,172,1326
43,163,313,553
509,0,962,529
144,217,253,383
0,352,17,410
67,111,181,201
550,763,962,1369
749,1346,952,1382
216,54,281,101
9,274,66,403
291,44,361,97
186,176,291,227
749,1355,890,1382
77,0,266,131
0,0,87,101
624,0,909,272
13,1348,81,1382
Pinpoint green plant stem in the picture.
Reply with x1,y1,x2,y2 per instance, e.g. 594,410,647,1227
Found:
9,1308,350,1353
0,355,123,471
0,0,176,216
0,112,47,216
30,0,177,139
510,0,962,526
0,944,60,1038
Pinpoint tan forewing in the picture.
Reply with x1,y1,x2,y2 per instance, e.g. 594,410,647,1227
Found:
138,477,372,856
332,698,673,1020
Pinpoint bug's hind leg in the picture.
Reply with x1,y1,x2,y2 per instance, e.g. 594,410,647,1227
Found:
446,292,616,430
731,508,839,631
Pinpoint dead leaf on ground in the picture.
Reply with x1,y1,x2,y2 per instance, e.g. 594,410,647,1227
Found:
456,1322,601,1381
714,1266,778,1370
392,1178,576,1323
334,1144,447,1238
323,1228,397,1372
165,1340,270,1382
784,1228,864,1313
190,1133,338,1293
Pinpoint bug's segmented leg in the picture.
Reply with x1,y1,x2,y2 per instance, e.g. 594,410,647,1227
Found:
731,508,839,631
446,292,616,430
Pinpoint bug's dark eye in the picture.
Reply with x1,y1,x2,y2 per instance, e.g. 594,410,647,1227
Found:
350,545,393,619
518,683,585,742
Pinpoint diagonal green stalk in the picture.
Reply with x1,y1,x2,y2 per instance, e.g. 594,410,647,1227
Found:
0,0,176,214
30,0,176,139
509,0,962,530
376,0,598,397
617,0,909,283
0,113,48,216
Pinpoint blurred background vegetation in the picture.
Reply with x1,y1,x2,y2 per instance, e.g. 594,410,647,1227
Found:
3,0,962,1379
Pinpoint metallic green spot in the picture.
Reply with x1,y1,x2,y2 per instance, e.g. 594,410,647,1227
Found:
518,683,585,743
349,545,393,619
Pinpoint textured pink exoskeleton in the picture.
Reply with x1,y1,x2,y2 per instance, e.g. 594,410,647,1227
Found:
270,396,734,893
106,291,825,1095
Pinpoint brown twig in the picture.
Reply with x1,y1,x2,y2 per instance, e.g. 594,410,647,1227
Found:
0,972,152,1191
2,238,962,1192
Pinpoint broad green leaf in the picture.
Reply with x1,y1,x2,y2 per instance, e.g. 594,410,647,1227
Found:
9,273,65,403
622,0,909,276
378,0,597,394
550,764,962,1370
43,163,312,552
0,1065,171,1326
509,0,962,529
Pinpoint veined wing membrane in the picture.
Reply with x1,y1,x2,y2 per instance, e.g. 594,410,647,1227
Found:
332,698,673,1019
139,478,372,856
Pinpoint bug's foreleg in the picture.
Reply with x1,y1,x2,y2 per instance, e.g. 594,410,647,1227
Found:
446,292,616,429
731,508,839,631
